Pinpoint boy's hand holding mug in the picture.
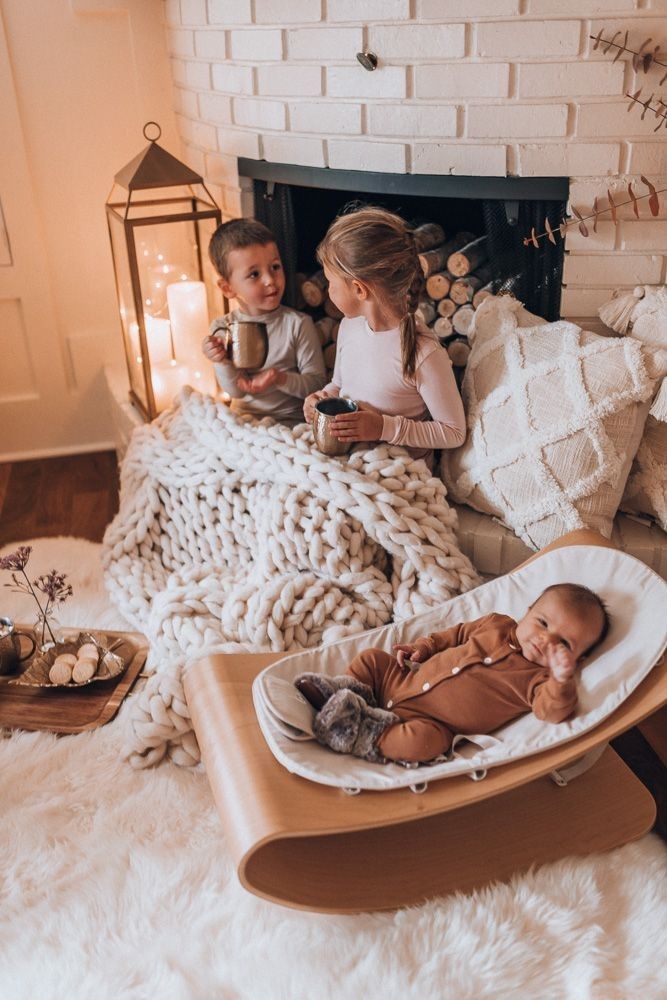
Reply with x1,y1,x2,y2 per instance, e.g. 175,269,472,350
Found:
202,333,228,364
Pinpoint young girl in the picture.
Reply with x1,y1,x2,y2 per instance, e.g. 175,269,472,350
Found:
303,206,466,464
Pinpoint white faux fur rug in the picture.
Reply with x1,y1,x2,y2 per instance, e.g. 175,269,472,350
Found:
1,538,667,999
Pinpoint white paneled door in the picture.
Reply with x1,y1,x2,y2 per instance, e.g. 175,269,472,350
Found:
0,13,69,459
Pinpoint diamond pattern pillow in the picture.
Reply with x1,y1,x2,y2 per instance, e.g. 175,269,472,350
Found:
622,405,667,532
441,296,655,550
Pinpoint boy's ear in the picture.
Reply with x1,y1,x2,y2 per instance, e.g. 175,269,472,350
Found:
217,275,233,299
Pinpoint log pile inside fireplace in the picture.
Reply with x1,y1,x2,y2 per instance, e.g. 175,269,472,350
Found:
295,222,496,382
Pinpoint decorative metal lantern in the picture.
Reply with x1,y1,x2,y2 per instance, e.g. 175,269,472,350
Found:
106,122,222,420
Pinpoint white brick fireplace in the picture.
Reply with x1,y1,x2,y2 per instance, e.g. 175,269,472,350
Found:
163,0,667,325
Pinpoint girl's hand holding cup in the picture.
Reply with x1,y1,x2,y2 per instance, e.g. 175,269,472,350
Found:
202,333,228,364
304,389,334,423
332,402,383,443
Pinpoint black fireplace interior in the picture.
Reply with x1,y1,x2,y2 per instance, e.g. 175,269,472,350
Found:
241,160,568,324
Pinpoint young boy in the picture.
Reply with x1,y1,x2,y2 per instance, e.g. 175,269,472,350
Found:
203,218,326,426
295,583,610,765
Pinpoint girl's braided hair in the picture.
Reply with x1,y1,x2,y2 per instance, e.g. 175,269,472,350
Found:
316,204,425,378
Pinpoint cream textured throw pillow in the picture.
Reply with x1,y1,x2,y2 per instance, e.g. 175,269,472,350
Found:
618,287,667,531
441,296,655,550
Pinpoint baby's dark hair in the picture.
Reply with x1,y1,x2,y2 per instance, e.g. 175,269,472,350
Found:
208,218,277,279
535,582,611,656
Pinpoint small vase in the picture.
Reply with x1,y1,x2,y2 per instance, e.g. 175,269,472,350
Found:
31,612,63,653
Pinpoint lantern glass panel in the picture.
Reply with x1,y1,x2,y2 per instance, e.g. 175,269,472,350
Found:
107,208,148,413
131,216,220,370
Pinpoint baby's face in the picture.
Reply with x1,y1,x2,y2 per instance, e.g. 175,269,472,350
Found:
515,592,602,668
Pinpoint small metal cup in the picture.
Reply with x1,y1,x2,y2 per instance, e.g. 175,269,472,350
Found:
214,319,269,371
312,397,358,457
0,616,36,675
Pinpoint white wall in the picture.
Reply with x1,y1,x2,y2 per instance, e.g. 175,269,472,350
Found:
1,0,180,459
163,0,667,322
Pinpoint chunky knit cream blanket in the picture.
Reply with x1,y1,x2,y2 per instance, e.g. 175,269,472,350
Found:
102,388,479,767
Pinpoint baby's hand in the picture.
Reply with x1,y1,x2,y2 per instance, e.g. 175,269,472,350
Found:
202,334,228,364
237,367,286,394
304,389,334,422
393,643,425,670
546,644,577,683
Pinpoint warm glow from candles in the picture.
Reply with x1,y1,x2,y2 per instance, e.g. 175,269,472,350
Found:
151,360,189,413
166,280,209,366
144,314,173,365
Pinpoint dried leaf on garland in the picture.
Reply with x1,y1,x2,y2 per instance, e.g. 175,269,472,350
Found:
632,37,653,72
530,227,539,248
544,217,557,245
607,190,618,225
603,30,622,55
571,206,589,238
628,182,639,218
613,31,629,63
559,220,568,239
641,175,660,216
592,196,599,233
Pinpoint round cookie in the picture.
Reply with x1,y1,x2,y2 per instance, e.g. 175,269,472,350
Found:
53,653,77,670
72,658,97,684
76,643,99,661
49,660,73,685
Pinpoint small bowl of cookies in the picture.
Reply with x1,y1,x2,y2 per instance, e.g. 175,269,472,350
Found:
10,631,127,688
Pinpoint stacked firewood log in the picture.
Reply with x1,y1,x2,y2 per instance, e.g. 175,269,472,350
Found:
295,223,495,380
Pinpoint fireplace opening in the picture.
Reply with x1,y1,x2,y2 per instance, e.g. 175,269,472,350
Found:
239,159,568,375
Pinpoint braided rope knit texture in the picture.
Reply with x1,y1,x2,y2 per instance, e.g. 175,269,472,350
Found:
102,388,480,769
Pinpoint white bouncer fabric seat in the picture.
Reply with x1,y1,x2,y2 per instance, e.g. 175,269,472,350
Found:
184,531,667,912
254,546,667,792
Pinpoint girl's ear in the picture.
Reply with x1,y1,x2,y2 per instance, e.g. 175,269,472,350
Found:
351,278,370,302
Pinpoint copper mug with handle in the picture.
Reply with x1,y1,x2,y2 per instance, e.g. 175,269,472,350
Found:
213,319,269,371
312,397,359,457
0,616,36,675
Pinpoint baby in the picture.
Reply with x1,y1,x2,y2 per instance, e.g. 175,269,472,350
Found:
295,583,610,765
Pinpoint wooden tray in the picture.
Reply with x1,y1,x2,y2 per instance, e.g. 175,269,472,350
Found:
0,627,148,733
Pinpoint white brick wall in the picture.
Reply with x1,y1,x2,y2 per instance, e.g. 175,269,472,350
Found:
291,101,362,135
162,5,667,320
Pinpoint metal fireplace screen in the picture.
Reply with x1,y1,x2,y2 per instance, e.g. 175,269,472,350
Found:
253,178,566,322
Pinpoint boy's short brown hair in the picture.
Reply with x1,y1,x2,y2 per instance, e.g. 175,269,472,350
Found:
208,218,277,279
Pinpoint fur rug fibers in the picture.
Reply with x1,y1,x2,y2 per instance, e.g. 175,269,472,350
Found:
1,538,667,999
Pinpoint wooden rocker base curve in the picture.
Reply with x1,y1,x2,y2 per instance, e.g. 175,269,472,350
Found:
185,530,667,913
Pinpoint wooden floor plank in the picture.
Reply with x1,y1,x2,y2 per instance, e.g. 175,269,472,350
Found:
0,451,119,546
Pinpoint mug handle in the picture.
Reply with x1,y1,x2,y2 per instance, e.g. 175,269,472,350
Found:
16,631,36,662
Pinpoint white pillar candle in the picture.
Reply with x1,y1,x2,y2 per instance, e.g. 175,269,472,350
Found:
167,280,209,366
151,360,189,413
144,314,174,366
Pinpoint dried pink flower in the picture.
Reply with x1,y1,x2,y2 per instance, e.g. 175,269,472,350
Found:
0,545,32,571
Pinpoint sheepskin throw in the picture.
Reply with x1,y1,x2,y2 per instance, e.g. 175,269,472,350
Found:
441,296,655,550
102,388,479,767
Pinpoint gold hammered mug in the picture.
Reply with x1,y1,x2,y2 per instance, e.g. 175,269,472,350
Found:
312,397,358,457
0,616,36,675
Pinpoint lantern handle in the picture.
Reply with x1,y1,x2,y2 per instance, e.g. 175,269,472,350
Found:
143,121,162,142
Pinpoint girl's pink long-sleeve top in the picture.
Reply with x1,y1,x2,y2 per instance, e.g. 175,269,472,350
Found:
324,316,466,454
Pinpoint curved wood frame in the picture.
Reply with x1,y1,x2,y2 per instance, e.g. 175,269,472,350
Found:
185,530,665,912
